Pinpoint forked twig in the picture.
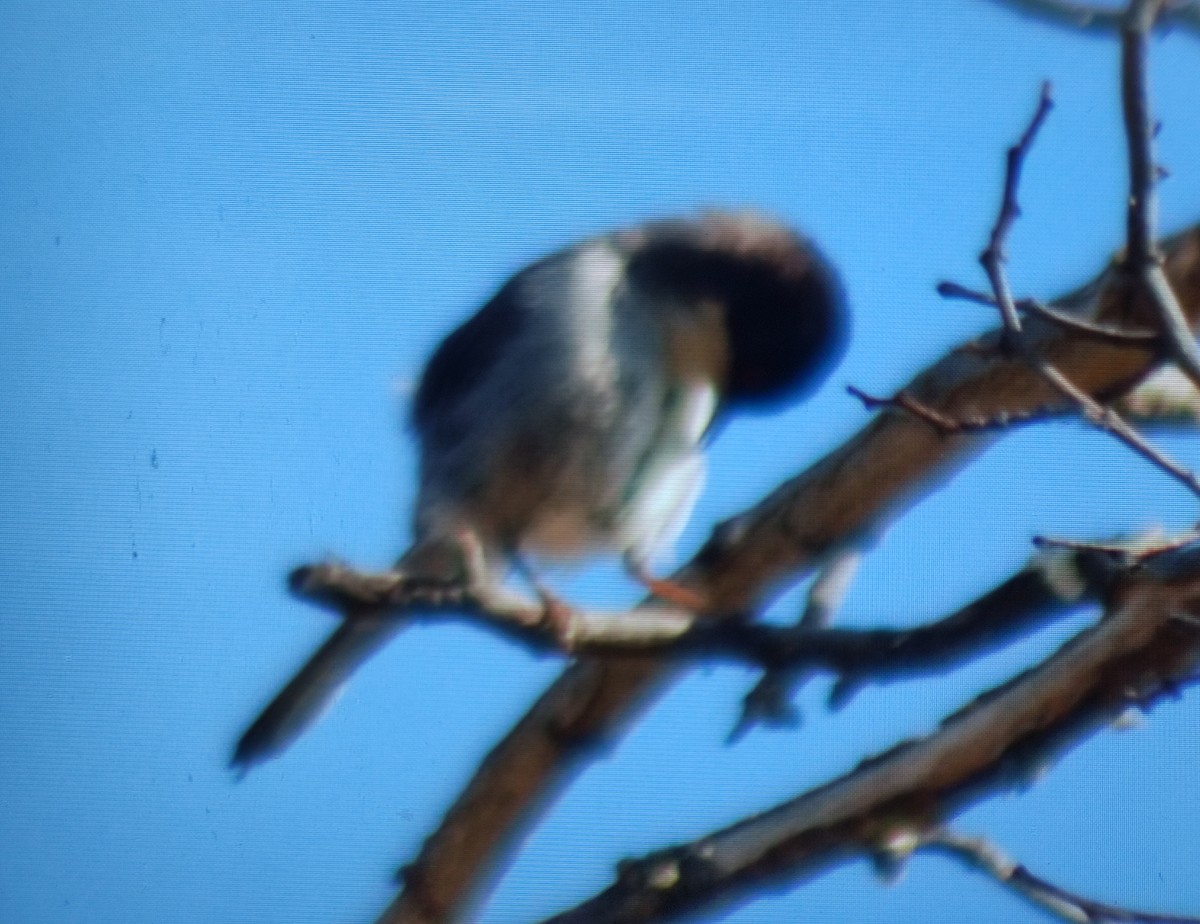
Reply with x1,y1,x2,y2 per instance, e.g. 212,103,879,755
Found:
963,81,1200,498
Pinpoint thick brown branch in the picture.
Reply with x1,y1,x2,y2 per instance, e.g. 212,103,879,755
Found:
379,225,1200,924
538,544,1200,924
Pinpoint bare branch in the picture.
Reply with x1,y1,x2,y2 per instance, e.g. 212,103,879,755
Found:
987,0,1200,32
939,281,1161,345
377,224,1200,924
850,370,1200,499
1120,1,1200,393
286,545,1115,686
923,830,1200,924
709,546,1116,704
728,548,862,740
1018,297,1160,344
1037,360,1200,495
848,384,1053,433
972,81,1200,498
537,544,1200,924
1122,0,1167,263
285,561,696,653
986,0,1125,32
981,82,1055,342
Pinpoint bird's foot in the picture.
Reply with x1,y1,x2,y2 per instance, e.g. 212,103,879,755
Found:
507,555,580,649
393,530,488,605
534,584,579,651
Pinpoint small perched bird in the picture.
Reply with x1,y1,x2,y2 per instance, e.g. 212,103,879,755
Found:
233,211,848,770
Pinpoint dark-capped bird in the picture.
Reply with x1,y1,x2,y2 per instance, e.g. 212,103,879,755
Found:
233,211,848,770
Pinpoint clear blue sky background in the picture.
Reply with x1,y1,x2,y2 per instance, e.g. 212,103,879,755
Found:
2,3,1199,923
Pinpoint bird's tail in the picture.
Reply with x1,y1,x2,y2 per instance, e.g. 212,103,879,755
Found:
231,612,403,773
231,537,482,773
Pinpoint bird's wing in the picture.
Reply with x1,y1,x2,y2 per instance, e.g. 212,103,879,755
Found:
411,275,530,433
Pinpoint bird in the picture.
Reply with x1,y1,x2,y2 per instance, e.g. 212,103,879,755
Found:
232,210,848,770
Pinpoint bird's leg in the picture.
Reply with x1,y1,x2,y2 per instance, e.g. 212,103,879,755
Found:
509,555,579,646
623,552,708,613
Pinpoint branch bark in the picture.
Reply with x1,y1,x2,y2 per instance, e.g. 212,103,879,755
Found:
295,545,1117,680
538,543,1200,924
922,830,1200,924
379,224,1200,924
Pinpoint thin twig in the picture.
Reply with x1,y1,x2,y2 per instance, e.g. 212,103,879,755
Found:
1019,297,1160,344
1039,362,1200,495
1121,1,1200,393
939,281,1160,345
981,82,1055,342
986,0,1200,32
923,830,1200,924
848,385,1052,433
728,549,862,740
975,80,1200,498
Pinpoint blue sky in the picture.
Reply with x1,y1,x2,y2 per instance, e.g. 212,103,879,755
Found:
2,3,1199,923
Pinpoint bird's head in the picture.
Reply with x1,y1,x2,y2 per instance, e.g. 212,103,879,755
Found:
623,211,849,411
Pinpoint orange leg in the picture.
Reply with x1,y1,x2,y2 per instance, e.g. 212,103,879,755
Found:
625,556,708,613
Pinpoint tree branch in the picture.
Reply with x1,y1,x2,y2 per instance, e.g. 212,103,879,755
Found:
373,10,1200,920
294,545,1119,684
981,82,1056,344
377,224,1200,924
922,830,1200,924
986,0,1200,32
728,548,862,740
1119,0,1200,395
967,81,1200,498
938,281,1161,346
537,543,1200,924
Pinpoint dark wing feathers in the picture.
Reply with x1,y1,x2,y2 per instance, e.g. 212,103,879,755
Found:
411,276,528,432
